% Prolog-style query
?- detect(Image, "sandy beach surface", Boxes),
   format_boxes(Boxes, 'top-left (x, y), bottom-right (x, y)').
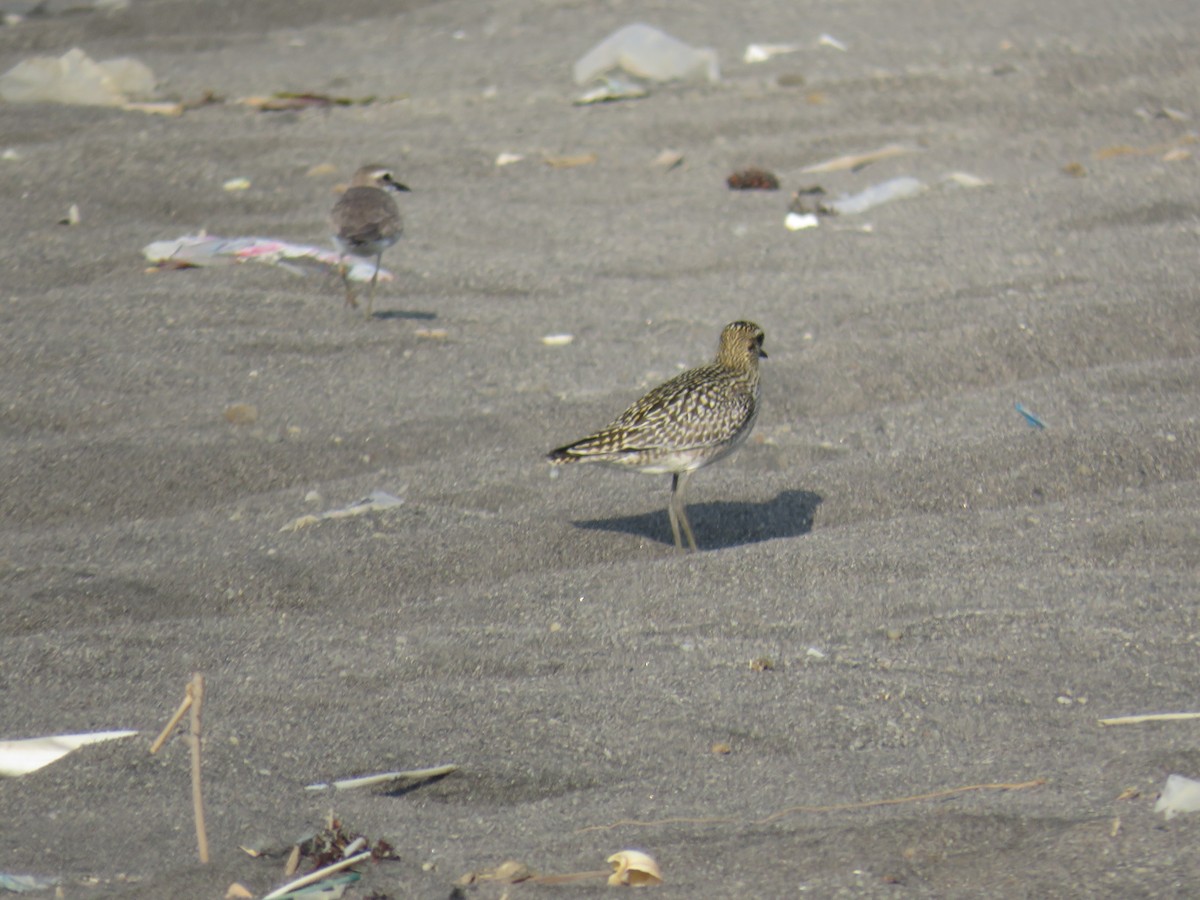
top-left (2, 0), bottom-right (1199, 896)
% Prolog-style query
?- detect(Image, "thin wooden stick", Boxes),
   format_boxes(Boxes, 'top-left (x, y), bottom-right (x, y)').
top-left (261, 850), bottom-right (372, 900)
top-left (188, 674), bottom-right (209, 864)
top-left (149, 692), bottom-right (192, 755)
top-left (1099, 712), bottom-right (1200, 726)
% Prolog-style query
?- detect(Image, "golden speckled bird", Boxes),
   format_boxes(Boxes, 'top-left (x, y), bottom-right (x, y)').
top-left (548, 321), bottom-right (767, 551)
top-left (330, 164), bottom-right (409, 318)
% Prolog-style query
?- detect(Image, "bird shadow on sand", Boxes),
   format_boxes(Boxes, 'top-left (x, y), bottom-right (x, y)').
top-left (572, 489), bottom-right (822, 551)
top-left (370, 309), bottom-right (437, 321)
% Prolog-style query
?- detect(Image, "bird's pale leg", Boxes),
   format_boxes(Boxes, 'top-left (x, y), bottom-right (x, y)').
top-left (668, 472), bottom-right (698, 552)
top-left (667, 474), bottom-right (684, 550)
top-left (338, 254), bottom-right (358, 309)
top-left (365, 252), bottom-right (382, 318)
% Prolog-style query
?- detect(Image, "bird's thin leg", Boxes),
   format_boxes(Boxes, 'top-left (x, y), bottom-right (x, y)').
top-left (667, 474), bottom-right (684, 551)
top-left (339, 254), bottom-right (358, 308)
top-left (668, 472), bottom-right (698, 552)
top-left (364, 252), bottom-right (382, 318)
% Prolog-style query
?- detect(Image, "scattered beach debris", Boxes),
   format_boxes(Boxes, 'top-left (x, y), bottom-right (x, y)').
top-left (1092, 133), bottom-right (1196, 161)
top-left (784, 211), bottom-right (819, 231)
top-left (801, 142), bottom-right (913, 174)
top-left (458, 851), bottom-right (663, 888)
top-left (0, 729), bottom-right (137, 777)
top-left (150, 674), bottom-right (209, 863)
top-left (58, 203), bottom-right (80, 226)
top-left (573, 75), bottom-right (648, 105)
top-left (1134, 105), bottom-right (1189, 122)
top-left (1062, 161), bottom-right (1087, 177)
top-left (574, 23), bottom-right (719, 86)
top-left (1155, 774), bottom-right (1200, 820)
top-left (458, 860), bottom-right (537, 886)
top-left (494, 151), bottom-right (524, 166)
top-left (942, 171), bottom-right (991, 188)
top-left (224, 884), bottom-right (253, 899)
top-left (1098, 711), bottom-right (1200, 726)
top-left (726, 167), bottom-right (779, 190)
top-left (222, 177), bottom-right (251, 192)
top-left (0, 872), bottom-right (59, 892)
top-left (143, 234), bottom-right (393, 283)
top-left (578, 778), bottom-right (1045, 832)
top-left (1014, 402), bottom-right (1046, 429)
top-left (817, 32), bottom-right (848, 52)
top-left (305, 763), bottom-right (458, 793)
top-left (785, 185), bottom-right (827, 228)
top-left (743, 42), bottom-right (802, 64)
top-left (541, 333), bottom-right (574, 347)
top-left (822, 176), bottom-right (927, 215)
top-left (223, 403), bottom-right (259, 426)
top-left (261, 854), bottom-right (370, 900)
top-left (543, 151), bottom-right (597, 169)
top-left (0, 47), bottom-right (153, 107)
top-left (238, 92), bottom-right (379, 112)
top-left (260, 816), bottom-right (396, 900)
top-left (280, 490), bottom-right (404, 533)
top-left (652, 149), bottom-right (684, 170)
top-left (607, 850), bottom-right (663, 886)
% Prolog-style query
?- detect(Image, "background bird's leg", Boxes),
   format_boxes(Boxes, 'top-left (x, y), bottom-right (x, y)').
top-left (667, 474), bottom-right (684, 550)
top-left (339, 255), bottom-right (358, 308)
top-left (673, 471), bottom-right (698, 552)
top-left (365, 252), bottom-right (382, 318)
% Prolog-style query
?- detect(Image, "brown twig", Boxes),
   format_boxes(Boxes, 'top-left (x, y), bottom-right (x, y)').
top-left (149, 692), bottom-right (193, 755)
top-left (189, 673), bottom-right (209, 863)
top-left (576, 779), bottom-right (1047, 833)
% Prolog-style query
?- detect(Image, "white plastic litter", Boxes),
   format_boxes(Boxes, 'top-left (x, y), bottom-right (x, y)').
top-left (574, 23), bottom-right (719, 85)
top-left (0, 47), bottom-right (154, 107)
top-left (143, 234), bottom-right (393, 283)
top-left (1155, 774), bottom-right (1200, 820)
top-left (784, 212), bottom-right (819, 231)
top-left (743, 43), bottom-right (802, 64)
top-left (0, 730), bottom-right (138, 777)
top-left (827, 176), bottom-right (927, 215)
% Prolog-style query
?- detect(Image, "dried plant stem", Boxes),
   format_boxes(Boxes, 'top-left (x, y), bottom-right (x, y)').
top-left (149, 693), bottom-right (192, 755)
top-left (1099, 712), bottom-right (1200, 726)
top-left (578, 778), bottom-right (1047, 833)
top-left (188, 674), bottom-right (209, 864)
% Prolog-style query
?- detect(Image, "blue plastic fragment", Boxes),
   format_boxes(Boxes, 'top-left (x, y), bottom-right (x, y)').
top-left (1014, 402), bottom-right (1046, 429)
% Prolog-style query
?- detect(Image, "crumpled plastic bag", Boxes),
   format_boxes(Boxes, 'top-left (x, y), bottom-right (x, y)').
top-left (0, 47), bottom-right (154, 106)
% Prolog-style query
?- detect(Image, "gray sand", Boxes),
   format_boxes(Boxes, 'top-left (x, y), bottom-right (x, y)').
top-left (2, 0), bottom-right (1199, 896)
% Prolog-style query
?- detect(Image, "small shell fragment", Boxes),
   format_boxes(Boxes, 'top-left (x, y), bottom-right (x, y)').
top-left (223, 177), bottom-right (251, 191)
top-left (607, 850), bottom-right (663, 886)
top-left (541, 333), bottom-right (574, 346)
top-left (495, 152), bottom-right (525, 166)
top-left (652, 149), bottom-right (684, 170)
top-left (785, 212), bottom-right (819, 231)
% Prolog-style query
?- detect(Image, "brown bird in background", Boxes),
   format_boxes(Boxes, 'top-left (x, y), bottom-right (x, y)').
top-left (330, 164), bottom-right (409, 318)
top-left (548, 321), bottom-right (767, 551)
